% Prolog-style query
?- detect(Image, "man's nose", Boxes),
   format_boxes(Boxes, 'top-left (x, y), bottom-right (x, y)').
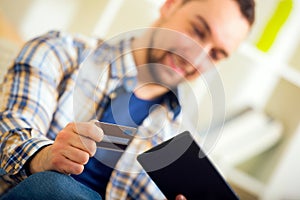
top-left (195, 43), bottom-right (212, 61)
top-left (201, 43), bottom-right (213, 54)
top-left (193, 43), bottom-right (214, 68)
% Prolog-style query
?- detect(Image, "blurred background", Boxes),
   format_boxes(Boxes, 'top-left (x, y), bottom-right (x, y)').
top-left (0, 0), bottom-right (300, 199)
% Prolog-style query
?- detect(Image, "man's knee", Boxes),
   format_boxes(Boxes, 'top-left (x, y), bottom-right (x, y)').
top-left (1, 171), bottom-right (102, 200)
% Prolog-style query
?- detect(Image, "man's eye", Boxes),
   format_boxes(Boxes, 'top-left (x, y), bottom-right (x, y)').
top-left (209, 49), bottom-right (225, 61)
top-left (210, 49), bottom-right (221, 61)
top-left (193, 27), bottom-right (205, 39)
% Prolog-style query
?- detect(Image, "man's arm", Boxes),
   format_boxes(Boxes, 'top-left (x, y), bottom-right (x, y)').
top-left (0, 31), bottom-right (98, 177)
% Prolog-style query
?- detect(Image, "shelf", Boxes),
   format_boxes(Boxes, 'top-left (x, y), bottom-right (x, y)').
top-left (280, 67), bottom-right (300, 88)
top-left (226, 123), bottom-right (300, 200)
top-left (288, 39), bottom-right (300, 70)
top-left (238, 43), bottom-right (300, 89)
top-left (226, 140), bottom-right (285, 199)
top-left (238, 43), bottom-right (269, 65)
top-left (262, 127), bottom-right (300, 199)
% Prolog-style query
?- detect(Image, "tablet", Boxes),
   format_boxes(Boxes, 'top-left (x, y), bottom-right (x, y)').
top-left (137, 131), bottom-right (239, 200)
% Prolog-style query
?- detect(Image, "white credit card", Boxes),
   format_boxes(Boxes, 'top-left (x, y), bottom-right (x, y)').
top-left (95, 121), bottom-right (137, 152)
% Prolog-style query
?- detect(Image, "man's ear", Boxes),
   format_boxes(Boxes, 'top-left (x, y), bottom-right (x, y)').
top-left (159, 0), bottom-right (184, 19)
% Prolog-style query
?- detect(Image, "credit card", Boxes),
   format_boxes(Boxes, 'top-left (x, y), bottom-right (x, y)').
top-left (95, 121), bottom-right (137, 151)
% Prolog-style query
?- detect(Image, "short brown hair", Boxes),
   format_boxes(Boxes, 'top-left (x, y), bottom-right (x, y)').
top-left (182, 0), bottom-right (255, 26)
top-left (234, 0), bottom-right (255, 25)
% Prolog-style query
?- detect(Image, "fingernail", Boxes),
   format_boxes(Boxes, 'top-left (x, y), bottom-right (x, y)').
top-left (97, 127), bottom-right (104, 136)
top-left (91, 120), bottom-right (104, 134)
top-left (176, 195), bottom-right (186, 200)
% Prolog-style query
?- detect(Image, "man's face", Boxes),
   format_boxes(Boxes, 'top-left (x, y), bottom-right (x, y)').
top-left (143, 0), bottom-right (250, 88)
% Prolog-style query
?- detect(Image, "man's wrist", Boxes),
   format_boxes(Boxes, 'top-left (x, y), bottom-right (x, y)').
top-left (26, 145), bottom-right (51, 174)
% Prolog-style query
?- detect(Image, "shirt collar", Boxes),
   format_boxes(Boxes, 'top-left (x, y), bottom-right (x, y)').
top-left (164, 89), bottom-right (181, 120)
top-left (110, 37), bottom-right (137, 92)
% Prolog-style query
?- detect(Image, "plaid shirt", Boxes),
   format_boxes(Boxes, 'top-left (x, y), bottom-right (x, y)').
top-left (0, 31), bottom-right (183, 199)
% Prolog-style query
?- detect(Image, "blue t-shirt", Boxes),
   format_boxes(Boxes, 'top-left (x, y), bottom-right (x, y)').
top-left (72, 89), bottom-right (163, 198)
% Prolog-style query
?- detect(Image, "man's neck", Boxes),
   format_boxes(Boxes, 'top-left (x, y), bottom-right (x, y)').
top-left (131, 38), bottom-right (170, 100)
top-left (133, 83), bottom-right (168, 100)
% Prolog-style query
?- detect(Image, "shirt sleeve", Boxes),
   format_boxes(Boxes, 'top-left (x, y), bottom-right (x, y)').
top-left (106, 135), bottom-right (165, 200)
top-left (0, 31), bottom-right (94, 179)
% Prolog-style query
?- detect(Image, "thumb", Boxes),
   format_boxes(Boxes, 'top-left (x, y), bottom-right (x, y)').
top-left (175, 194), bottom-right (187, 200)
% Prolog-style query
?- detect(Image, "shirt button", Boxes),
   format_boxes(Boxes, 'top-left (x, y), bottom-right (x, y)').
top-left (109, 92), bottom-right (117, 100)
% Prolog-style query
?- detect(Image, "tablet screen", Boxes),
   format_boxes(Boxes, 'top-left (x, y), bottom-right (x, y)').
top-left (137, 131), bottom-right (239, 200)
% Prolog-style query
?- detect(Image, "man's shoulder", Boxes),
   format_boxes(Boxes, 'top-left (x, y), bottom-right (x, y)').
top-left (25, 30), bottom-right (101, 51)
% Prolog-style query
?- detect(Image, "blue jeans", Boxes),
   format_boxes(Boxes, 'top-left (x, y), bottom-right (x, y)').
top-left (0, 171), bottom-right (102, 200)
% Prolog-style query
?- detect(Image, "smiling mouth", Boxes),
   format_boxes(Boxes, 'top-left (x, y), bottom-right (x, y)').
top-left (168, 53), bottom-right (199, 77)
top-left (168, 54), bottom-right (186, 76)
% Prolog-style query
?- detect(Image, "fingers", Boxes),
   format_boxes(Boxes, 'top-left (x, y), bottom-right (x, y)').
top-left (175, 195), bottom-right (187, 200)
top-left (49, 121), bottom-right (103, 174)
top-left (61, 145), bottom-right (90, 165)
top-left (70, 121), bottom-right (104, 142)
top-left (59, 122), bottom-right (103, 156)
top-left (77, 135), bottom-right (97, 156)
top-left (50, 150), bottom-right (85, 175)
top-left (28, 121), bottom-right (104, 175)
top-left (28, 144), bottom-right (85, 175)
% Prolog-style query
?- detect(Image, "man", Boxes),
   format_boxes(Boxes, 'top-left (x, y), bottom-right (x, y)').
top-left (0, 0), bottom-right (255, 199)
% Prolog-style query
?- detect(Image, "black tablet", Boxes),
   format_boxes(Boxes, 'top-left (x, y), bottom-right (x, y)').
top-left (137, 131), bottom-right (239, 200)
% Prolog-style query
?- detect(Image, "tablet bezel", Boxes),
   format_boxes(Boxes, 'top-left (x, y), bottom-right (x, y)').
top-left (137, 131), bottom-right (239, 200)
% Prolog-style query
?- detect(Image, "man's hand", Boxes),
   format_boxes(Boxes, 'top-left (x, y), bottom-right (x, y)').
top-left (29, 121), bottom-right (103, 175)
top-left (175, 195), bottom-right (187, 200)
